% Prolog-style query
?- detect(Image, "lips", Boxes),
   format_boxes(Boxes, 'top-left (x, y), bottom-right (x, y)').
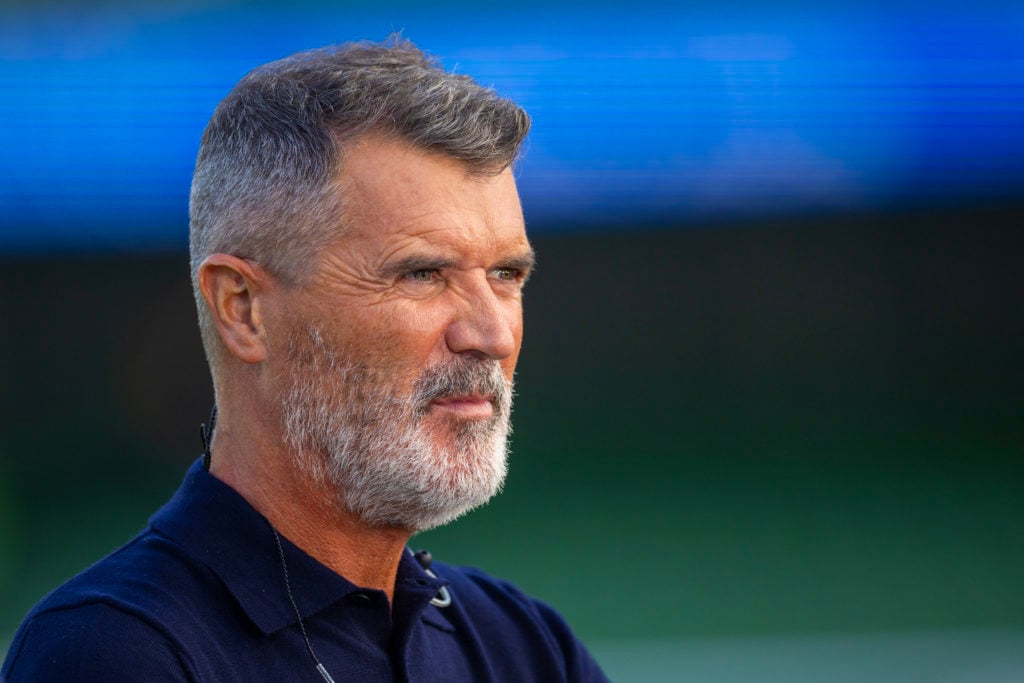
top-left (429, 394), bottom-right (496, 418)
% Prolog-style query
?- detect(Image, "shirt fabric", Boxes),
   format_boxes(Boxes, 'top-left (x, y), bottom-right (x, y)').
top-left (2, 459), bottom-right (610, 682)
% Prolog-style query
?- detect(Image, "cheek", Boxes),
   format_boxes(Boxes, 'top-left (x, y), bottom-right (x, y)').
top-left (400, 303), bottom-right (455, 347)
top-left (355, 305), bottom-right (451, 377)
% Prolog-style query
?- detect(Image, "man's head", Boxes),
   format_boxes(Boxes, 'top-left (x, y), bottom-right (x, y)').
top-left (190, 36), bottom-right (530, 364)
top-left (189, 37), bottom-right (532, 531)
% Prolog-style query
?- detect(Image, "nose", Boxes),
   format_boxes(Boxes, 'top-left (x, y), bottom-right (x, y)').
top-left (444, 277), bottom-right (520, 361)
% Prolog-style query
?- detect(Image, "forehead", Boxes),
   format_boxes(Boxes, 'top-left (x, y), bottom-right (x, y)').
top-left (334, 133), bottom-right (528, 257)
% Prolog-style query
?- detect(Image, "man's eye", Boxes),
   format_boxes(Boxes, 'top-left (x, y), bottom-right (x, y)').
top-left (493, 267), bottom-right (521, 281)
top-left (405, 269), bottom-right (437, 283)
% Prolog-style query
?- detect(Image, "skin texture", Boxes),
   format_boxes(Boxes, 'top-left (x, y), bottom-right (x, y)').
top-left (196, 132), bottom-right (533, 601)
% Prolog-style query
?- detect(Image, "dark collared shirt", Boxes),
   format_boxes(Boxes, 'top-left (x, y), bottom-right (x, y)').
top-left (2, 460), bottom-right (609, 682)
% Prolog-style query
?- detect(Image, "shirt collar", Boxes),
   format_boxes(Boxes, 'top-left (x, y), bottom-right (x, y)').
top-left (149, 458), bottom-right (448, 635)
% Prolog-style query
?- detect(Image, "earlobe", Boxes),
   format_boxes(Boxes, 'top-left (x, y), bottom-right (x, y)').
top-left (197, 254), bottom-right (269, 364)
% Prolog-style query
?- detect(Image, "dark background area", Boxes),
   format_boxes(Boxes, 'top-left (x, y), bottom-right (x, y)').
top-left (3, 203), bottom-right (1022, 651)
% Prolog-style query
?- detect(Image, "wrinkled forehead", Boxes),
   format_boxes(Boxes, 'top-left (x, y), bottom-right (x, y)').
top-left (331, 133), bottom-right (527, 254)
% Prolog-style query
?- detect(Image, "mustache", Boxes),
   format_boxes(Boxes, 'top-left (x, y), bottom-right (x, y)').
top-left (411, 357), bottom-right (511, 415)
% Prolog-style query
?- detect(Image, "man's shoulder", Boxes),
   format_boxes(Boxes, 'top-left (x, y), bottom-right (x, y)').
top-left (26, 526), bottom-right (206, 619)
top-left (429, 561), bottom-right (611, 682)
top-left (2, 600), bottom-right (195, 682)
top-left (2, 527), bottom-right (209, 682)
top-left (433, 560), bottom-right (576, 635)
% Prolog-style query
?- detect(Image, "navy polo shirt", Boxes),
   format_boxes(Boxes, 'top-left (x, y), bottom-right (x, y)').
top-left (2, 459), bottom-right (609, 682)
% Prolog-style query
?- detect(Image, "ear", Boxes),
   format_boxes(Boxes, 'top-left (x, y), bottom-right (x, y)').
top-left (197, 254), bottom-right (271, 364)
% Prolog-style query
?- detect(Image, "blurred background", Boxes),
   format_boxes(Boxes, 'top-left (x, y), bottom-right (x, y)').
top-left (2, 1), bottom-right (1022, 680)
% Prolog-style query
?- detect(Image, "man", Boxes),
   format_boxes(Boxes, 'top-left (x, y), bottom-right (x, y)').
top-left (2, 38), bottom-right (609, 682)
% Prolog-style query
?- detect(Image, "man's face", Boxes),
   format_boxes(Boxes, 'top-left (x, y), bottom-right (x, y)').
top-left (274, 133), bottom-right (532, 530)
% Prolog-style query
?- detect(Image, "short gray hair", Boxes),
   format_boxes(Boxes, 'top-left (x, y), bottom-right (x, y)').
top-left (188, 35), bottom-right (530, 367)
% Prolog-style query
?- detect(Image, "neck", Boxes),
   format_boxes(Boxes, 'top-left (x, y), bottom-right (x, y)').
top-left (207, 409), bottom-right (411, 603)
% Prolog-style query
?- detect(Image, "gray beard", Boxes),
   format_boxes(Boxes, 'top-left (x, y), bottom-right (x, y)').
top-left (281, 325), bottom-right (512, 531)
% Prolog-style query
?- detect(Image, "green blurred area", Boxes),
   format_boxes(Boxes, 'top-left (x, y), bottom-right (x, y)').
top-left (2, 206), bottom-right (1022, 660)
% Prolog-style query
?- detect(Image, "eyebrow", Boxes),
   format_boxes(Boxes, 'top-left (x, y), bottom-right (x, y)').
top-left (500, 250), bottom-right (537, 273)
